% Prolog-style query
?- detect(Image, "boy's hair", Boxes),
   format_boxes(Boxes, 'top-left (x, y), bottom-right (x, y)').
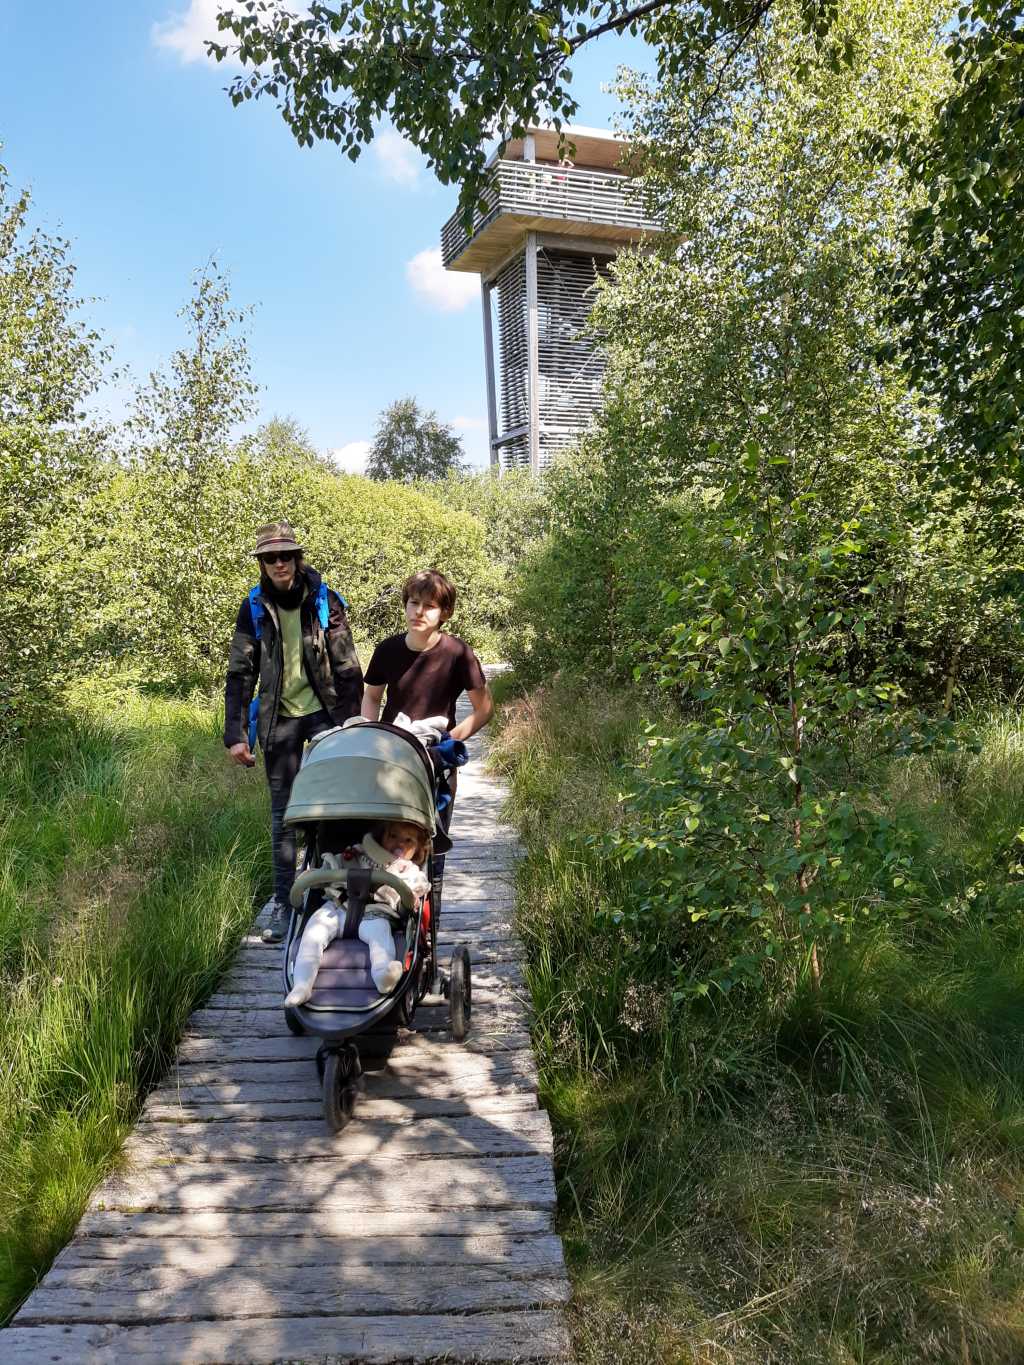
top-left (376, 820), bottom-right (430, 866)
top-left (402, 569), bottom-right (456, 622)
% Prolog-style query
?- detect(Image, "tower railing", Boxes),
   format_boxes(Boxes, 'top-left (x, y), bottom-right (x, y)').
top-left (441, 160), bottom-right (658, 269)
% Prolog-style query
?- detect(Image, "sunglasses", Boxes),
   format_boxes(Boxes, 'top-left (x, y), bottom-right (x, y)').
top-left (259, 551), bottom-right (297, 565)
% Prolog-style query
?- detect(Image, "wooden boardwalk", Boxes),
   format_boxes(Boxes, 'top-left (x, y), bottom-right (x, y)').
top-left (5, 706), bottom-right (570, 1363)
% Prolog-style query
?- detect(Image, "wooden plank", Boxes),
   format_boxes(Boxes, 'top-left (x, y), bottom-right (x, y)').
top-left (126, 1111), bottom-right (553, 1163)
top-left (216, 958), bottom-right (526, 989)
top-left (75, 1206), bottom-right (555, 1242)
top-left (142, 1090), bottom-right (540, 1124)
top-left (175, 1030), bottom-right (533, 1065)
top-left (152, 1076), bottom-right (538, 1116)
top-left (55, 1231), bottom-right (566, 1272)
top-left (17, 1266), bottom-right (571, 1326)
top-left (89, 1155), bottom-right (557, 1213)
top-left (145, 1075), bottom-right (535, 1108)
top-left (164, 1051), bottom-right (537, 1094)
top-left (184, 999), bottom-right (529, 1038)
top-left (166, 1043), bottom-right (537, 1087)
top-left (226, 933), bottom-right (521, 972)
top-left (437, 881), bottom-right (517, 900)
top-left (181, 1004), bottom-right (530, 1040)
top-left (2, 1309), bottom-right (571, 1363)
top-left (202, 977), bottom-right (524, 1010)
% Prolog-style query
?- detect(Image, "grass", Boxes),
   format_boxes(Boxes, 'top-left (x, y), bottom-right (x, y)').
top-left (0, 681), bottom-right (267, 1322)
top-left (491, 675), bottom-right (1024, 1364)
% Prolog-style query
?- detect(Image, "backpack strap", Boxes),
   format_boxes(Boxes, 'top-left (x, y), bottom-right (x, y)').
top-left (247, 585), bottom-right (265, 641)
top-left (246, 587), bottom-right (265, 750)
top-left (250, 581), bottom-right (344, 640)
top-left (247, 696), bottom-right (260, 750)
top-left (317, 584), bottom-right (348, 631)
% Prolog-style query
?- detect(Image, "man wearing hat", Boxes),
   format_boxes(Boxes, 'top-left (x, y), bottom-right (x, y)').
top-left (224, 522), bottom-right (363, 943)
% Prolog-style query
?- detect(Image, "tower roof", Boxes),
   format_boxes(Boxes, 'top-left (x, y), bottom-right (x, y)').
top-left (495, 124), bottom-right (632, 173)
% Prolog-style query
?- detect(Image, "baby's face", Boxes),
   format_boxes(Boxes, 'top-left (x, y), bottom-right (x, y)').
top-left (381, 825), bottom-right (420, 861)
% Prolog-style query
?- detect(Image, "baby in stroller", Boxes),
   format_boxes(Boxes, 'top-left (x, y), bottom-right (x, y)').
top-left (285, 819), bottom-right (430, 1004)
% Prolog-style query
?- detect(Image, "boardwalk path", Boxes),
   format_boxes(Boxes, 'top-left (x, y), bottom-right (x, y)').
top-left (6, 696), bottom-right (570, 1363)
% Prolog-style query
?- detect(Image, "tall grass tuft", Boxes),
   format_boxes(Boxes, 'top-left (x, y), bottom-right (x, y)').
top-left (493, 675), bottom-right (1024, 1364)
top-left (0, 686), bottom-right (266, 1321)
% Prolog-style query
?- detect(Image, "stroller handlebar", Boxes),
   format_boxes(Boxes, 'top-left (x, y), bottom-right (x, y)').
top-left (289, 864), bottom-right (416, 912)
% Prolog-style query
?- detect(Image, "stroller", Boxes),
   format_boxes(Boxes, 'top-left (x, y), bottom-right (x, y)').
top-left (279, 721), bottom-right (472, 1132)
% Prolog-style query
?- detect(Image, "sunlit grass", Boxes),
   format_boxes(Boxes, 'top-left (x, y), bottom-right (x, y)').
top-left (493, 675), bottom-right (1024, 1364)
top-left (0, 686), bottom-right (266, 1321)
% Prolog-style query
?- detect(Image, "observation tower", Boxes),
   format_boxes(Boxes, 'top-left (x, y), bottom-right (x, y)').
top-left (440, 125), bottom-right (661, 474)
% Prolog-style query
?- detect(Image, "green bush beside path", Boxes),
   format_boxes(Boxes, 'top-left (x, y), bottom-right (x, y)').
top-left (493, 676), bottom-right (1024, 1363)
top-left (0, 684), bottom-right (265, 1322)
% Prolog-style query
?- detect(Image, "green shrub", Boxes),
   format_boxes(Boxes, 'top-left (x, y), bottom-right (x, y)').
top-left (416, 467), bottom-right (552, 572)
top-left (74, 452), bottom-right (508, 688)
top-left (493, 677), bottom-right (1024, 1364)
top-left (509, 447), bottom-right (725, 685)
top-left (0, 170), bottom-right (109, 735)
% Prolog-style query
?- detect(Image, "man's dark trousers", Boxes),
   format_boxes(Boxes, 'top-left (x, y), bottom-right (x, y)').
top-left (265, 710), bottom-right (332, 904)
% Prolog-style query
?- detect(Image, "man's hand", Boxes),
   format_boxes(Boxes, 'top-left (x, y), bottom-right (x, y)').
top-left (229, 741), bottom-right (256, 768)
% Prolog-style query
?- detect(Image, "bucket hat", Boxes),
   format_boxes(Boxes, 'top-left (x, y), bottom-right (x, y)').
top-left (253, 521), bottom-right (303, 558)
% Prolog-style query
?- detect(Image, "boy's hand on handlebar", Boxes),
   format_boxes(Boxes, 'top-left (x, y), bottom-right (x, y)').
top-left (229, 741), bottom-right (256, 767)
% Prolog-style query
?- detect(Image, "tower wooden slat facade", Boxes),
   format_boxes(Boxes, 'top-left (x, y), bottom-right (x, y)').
top-left (440, 126), bottom-right (660, 473)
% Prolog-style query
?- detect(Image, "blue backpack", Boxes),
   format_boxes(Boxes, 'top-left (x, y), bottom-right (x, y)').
top-left (246, 582), bottom-right (338, 749)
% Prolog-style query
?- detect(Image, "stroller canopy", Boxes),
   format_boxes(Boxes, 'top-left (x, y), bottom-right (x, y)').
top-left (283, 723), bottom-right (437, 834)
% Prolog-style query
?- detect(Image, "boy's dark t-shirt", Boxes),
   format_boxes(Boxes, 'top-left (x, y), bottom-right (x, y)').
top-left (365, 634), bottom-right (487, 731)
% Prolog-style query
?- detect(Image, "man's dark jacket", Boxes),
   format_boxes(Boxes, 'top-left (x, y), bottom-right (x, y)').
top-left (223, 567), bottom-right (363, 752)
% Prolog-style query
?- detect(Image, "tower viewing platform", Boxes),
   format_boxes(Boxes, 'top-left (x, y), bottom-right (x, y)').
top-left (440, 126), bottom-right (661, 473)
top-left (441, 127), bottom-right (659, 274)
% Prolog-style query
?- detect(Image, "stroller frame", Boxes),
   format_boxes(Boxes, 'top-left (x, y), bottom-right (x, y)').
top-left (277, 722), bottom-right (472, 1131)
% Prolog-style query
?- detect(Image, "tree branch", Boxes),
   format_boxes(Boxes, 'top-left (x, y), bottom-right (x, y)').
top-left (568, 0), bottom-right (679, 51)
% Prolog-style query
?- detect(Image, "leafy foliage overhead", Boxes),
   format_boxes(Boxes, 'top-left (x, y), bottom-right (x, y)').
top-left (212, 0), bottom-right (839, 213)
top-left (891, 1), bottom-right (1024, 486)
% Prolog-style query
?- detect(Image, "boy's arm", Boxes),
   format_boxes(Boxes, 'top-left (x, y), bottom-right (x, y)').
top-left (449, 684), bottom-right (494, 742)
top-left (361, 683), bottom-right (386, 720)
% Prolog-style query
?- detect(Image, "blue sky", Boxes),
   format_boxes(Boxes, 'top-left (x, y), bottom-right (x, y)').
top-left (1, 1), bottom-right (654, 470)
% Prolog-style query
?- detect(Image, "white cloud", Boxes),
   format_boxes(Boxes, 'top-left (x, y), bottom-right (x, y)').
top-left (152, 0), bottom-right (243, 66)
top-left (373, 131), bottom-right (424, 187)
top-left (451, 415), bottom-right (487, 432)
top-left (405, 247), bottom-right (478, 314)
top-left (329, 440), bottom-right (371, 474)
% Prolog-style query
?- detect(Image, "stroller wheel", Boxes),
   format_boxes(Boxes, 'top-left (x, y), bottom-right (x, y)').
top-left (322, 1045), bottom-right (360, 1133)
top-left (283, 1005), bottom-right (305, 1037)
top-left (449, 946), bottom-right (472, 1042)
top-left (398, 975), bottom-right (418, 1027)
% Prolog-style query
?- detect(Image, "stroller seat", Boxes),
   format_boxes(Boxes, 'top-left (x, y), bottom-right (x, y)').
top-left (303, 928), bottom-right (407, 1011)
